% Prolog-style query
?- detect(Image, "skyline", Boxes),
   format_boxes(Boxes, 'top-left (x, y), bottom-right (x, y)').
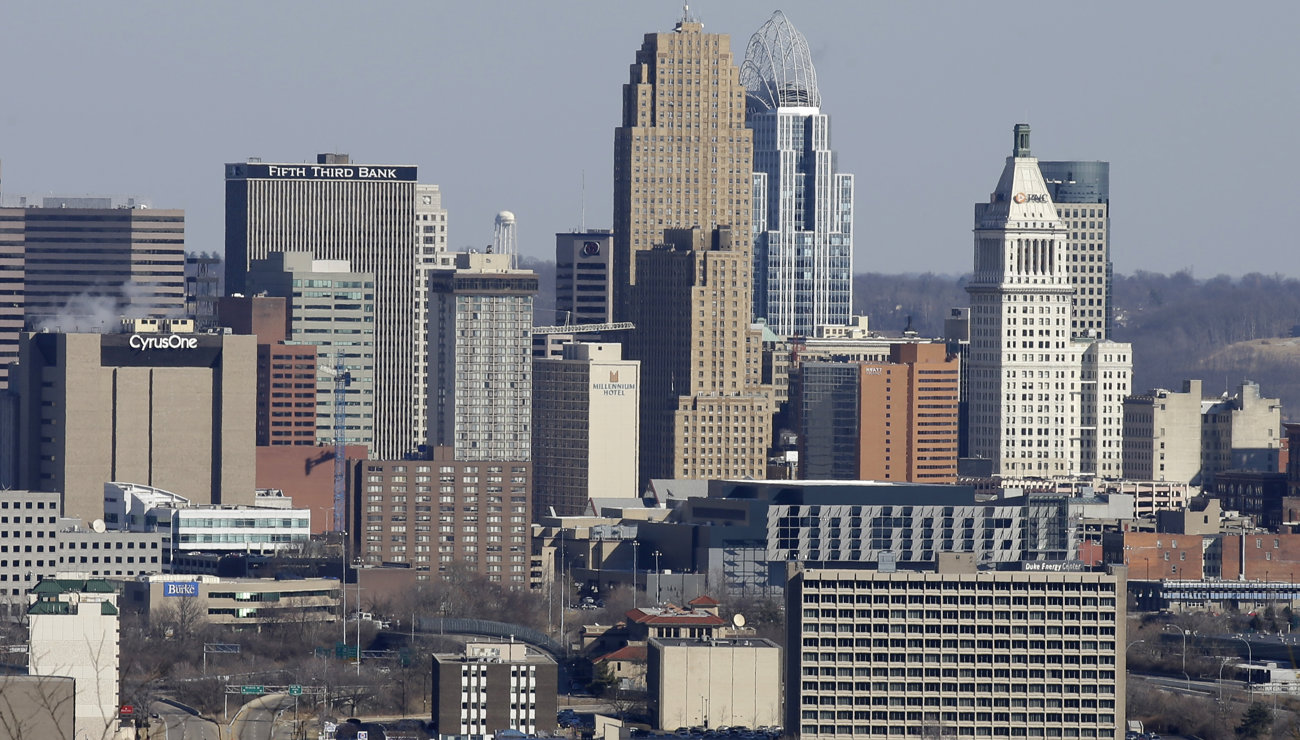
top-left (2, 1), bottom-right (1297, 278)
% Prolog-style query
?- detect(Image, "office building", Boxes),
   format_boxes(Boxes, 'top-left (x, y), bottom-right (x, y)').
top-left (184, 252), bottom-right (223, 329)
top-left (797, 343), bottom-right (959, 483)
top-left (622, 479), bottom-right (1075, 594)
top-left (0, 491), bottom-right (61, 616)
top-left (21, 199), bottom-right (186, 331)
top-left (225, 154), bottom-right (423, 459)
top-left (0, 207), bottom-right (21, 390)
top-left (218, 295), bottom-right (320, 446)
top-left (1123, 380), bottom-right (1204, 483)
top-left (1040, 161), bottom-right (1111, 338)
top-left (533, 342), bottom-right (640, 516)
top-left (555, 230), bottom-right (615, 325)
top-left (56, 520), bottom-right (167, 579)
top-left (428, 252), bottom-right (537, 462)
top-left (742, 11), bottom-right (854, 337)
top-left (966, 125), bottom-right (1131, 477)
top-left (786, 560), bottom-right (1126, 740)
top-left (255, 444), bottom-right (369, 535)
top-left (105, 482), bottom-right (310, 555)
top-left (27, 578), bottom-right (121, 740)
top-left (613, 16), bottom-right (774, 486)
top-left (1201, 381), bottom-right (1282, 486)
top-left (0, 200), bottom-right (185, 391)
top-left (647, 636), bottom-right (782, 731)
top-left (123, 574), bottom-right (340, 626)
top-left (245, 252), bottom-right (378, 449)
top-left (431, 642), bottom-right (558, 737)
top-left (10, 321), bottom-right (257, 522)
top-left (350, 454), bottom-right (531, 583)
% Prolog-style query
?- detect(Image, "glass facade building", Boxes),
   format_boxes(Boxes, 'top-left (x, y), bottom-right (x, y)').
top-left (742, 11), bottom-right (854, 337)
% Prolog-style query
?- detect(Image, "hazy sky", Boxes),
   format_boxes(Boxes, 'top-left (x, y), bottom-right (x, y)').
top-left (2, 1), bottom-right (1297, 277)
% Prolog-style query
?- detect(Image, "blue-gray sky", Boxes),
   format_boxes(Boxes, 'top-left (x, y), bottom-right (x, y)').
top-left (2, 1), bottom-right (1297, 277)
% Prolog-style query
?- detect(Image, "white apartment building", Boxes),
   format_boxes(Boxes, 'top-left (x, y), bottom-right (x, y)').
top-left (27, 578), bottom-right (121, 740)
top-left (966, 125), bottom-right (1130, 477)
top-left (786, 560), bottom-right (1126, 740)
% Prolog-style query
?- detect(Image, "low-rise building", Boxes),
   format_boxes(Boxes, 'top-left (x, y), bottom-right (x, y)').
top-left (647, 636), bottom-right (782, 731)
top-left (431, 642), bottom-right (558, 738)
top-left (123, 574), bottom-right (340, 626)
top-left (105, 482), bottom-right (311, 554)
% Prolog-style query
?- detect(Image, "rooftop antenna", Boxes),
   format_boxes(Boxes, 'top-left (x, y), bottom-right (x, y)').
top-left (581, 170), bottom-right (586, 232)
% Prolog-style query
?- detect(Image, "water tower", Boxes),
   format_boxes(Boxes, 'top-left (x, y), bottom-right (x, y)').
top-left (493, 210), bottom-right (517, 267)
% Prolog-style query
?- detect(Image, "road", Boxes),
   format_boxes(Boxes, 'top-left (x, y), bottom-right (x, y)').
top-left (152, 700), bottom-right (220, 740)
top-left (230, 693), bottom-right (297, 740)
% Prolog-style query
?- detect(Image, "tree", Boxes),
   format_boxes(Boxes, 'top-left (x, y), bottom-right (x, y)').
top-left (1236, 702), bottom-right (1272, 739)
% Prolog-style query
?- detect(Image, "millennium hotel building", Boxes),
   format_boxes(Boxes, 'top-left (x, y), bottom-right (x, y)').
top-left (225, 155), bottom-right (421, 459)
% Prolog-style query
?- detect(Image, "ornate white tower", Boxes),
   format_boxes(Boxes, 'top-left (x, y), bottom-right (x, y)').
top-left (967, 124), bottom-right (1081, 476)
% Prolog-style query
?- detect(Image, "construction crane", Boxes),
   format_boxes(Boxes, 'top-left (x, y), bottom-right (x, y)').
top-left (320, 351), bottom-right (352, 532)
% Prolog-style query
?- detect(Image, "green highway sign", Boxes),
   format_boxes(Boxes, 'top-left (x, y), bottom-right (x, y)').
top-left (241, 685), bottom-right (265, 695)
top-left (289, 685), bottom-right (303, 696)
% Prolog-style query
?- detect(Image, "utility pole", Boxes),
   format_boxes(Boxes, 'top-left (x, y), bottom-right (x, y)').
top-left (632, 539), bottom-right (640, 610)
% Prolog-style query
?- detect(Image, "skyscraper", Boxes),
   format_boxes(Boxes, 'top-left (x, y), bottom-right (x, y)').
top-left (427, 252), bottom-right (537, 462)
top-left (245, 252), bottom-right (377, 450)
top-left (1039, 161), bottom-right (1111, 338)
top-left (966, 125), bottom-right (1131, 477)
top-left (742, 11), bottom-right (854, 338)
top-left (225, 154), bottom-right (421, 459)
top-left (614, 14), bottom-right (773, 485)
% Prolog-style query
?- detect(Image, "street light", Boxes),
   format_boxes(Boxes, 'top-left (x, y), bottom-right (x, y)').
top-left (1231, 634), bottom-right (1254, 697)
top-left (1219, 656), bottom-right (1234, 702)
top-left (653, 549), bottom-right (662, 605)
top-left (1162, 624), bottom-right (1191, 690)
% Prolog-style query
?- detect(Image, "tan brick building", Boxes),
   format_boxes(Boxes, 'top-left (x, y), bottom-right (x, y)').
top-left (11, 325), bottom-right (256, 523)
top-left (614, 19), bottom-right (772, 486)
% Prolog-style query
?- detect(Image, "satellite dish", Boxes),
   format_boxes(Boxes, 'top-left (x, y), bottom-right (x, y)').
top-left (92, 519), bottom-right (107, 533)
top-left (732, 613), bottom-right (746, 628)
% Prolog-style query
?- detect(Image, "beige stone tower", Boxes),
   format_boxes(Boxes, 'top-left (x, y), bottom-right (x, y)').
top-left (614, 16), bottom-right (771, 486)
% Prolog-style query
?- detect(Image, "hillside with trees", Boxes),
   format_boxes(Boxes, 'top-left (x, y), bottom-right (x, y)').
top-left (853, 270), bottom-right (1300, 420)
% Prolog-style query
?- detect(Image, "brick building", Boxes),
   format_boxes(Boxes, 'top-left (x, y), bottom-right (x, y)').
top-left (349, 450), bottom-right (531, 584)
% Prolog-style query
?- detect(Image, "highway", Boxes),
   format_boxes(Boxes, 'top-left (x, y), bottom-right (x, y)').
top-left (152, 700), bottom-right (220, 740)
top-left (229, 694), bottom-right (297, 740)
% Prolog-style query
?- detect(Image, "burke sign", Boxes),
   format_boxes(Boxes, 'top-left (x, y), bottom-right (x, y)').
top-left (163, 581), bottom-right (199, 597)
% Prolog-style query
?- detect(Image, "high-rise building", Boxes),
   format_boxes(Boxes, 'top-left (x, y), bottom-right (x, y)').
top-left (217, 294), bottom-right (320, 446)
top-left (555, 230), bottom-right (614, 325)
top-left (967, 125), bottom-right (1131, 477)
top-left (613, 16), bottom-right (772, 485)
top-left (414, 184), bottom-right (451, 449)
top-left (10, 320), bottom-right (256, 523)
top-left (184, 252), bottom-right (223, 330)
top-left (244, 252), bottom-right (377, 449)
top-left (785, 560), bottom-right (1126, 740)
top-left (22, 199), bottom-right (186, 330)
top-left (225, 154), bottom-right (422, 459)
top-left (1040, 161), bottom-right (1111, 338)
top-left (533, 342), bottom-right (640, 516)
top-left (797, 343), bottom-right (959, 483)
top-left (427, 252), bottom-right (537, 462)
top-left (0, 207), bottom-right (22, 391)
top-left (741, 11), bottom-right (853, 337)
